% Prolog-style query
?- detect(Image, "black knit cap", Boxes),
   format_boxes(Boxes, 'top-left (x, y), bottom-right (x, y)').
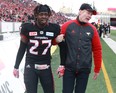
top-left (34, 4), bottom-right (52, 16)
top-left (79, 3), bottom-right (97, 15)
top-left (37, 5), bottom-right (50, 13)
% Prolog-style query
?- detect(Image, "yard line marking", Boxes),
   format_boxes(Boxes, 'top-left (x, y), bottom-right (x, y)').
top-left (51, 46), bottom-right (114, 93)
top-left (51, 46), bottom-right (114, 92)
top-left (102, 60), bottom-right (114, 93)
top-left (51, 45), bottom-right (57, 55)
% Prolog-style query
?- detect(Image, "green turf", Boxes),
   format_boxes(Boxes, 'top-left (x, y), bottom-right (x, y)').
top-left (101, 39), bottom-right (116, 93)
top-left (51, 46), bottom-right (108, 93)
top-left (51, 48), bottom-right (63, 93)
top-left (38, 47), bottom-right (62, 93)
top-left (110, 30), bottom-right (116, 41)
top-left (38, 37), bottom-right (116, 93)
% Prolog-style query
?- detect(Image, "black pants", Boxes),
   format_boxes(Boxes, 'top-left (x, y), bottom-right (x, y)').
top-left (24, 63), bottom-right (54, 93)
top-left (99, 30), bottom-right (103, 37)
top-left (63, 68), bottom-right (89, 93)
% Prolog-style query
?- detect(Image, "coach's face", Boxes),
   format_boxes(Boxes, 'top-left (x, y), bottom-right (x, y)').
top-left (36, 12), bottom-right (50, 26)
top-left (78, 10), bottom-right (92, 23)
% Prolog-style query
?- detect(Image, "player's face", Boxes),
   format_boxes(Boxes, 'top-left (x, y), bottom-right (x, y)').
top-left (36, 12), bottom-right (50, 26)
top-left (79, 10), bottom-right (92, 23)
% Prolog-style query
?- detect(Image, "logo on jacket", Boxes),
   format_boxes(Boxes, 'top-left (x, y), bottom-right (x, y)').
top-left (29, 32), bottom-right (37, 36)
top-left (86, 32), bottom-right (91, 36)
top-left (71, 30), bottom-right (75, 34)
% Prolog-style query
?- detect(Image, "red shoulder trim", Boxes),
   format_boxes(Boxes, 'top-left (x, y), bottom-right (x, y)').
top-left (61, 20), bottom-right (76, 35)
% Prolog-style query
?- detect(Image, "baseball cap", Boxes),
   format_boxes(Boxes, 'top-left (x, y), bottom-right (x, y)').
top-left (79, 3), bottom-right (97, 15)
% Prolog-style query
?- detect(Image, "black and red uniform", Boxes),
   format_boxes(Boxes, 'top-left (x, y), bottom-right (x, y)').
top-left (59, 19), bottom-right (102, 93)
top-left (14, 22), bottom-right (60, 93)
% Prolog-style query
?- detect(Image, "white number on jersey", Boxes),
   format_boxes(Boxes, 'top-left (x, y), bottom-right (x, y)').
top-left (29, 40), bottom-right (51, 55)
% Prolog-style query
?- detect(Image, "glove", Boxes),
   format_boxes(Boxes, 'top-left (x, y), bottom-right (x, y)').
top-left (56, 65), bottom-right (65, 78)
top-left (13, 68), bottom-right (19, 78)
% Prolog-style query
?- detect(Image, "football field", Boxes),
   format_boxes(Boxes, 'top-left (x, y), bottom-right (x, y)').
top-left (1, 30), bottom-right (114, 93)
top-left (38, 30), bottom-right (116, 93)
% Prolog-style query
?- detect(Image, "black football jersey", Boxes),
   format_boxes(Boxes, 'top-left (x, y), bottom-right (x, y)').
top-left (20, 22), bottom-right (60, 64)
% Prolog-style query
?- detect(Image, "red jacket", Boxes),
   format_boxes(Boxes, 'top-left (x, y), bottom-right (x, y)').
top-left (59, 19), bottom-right (102, 73)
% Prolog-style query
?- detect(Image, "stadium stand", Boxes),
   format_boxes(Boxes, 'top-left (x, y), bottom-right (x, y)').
top-left (0, 0), bottom-right (69, 24)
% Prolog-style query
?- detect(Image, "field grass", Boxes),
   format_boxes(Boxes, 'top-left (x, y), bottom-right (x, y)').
top-left (50, 47), bottom-right (107, 93)
top-left (38, 36), bottom-right (116, 93)
top-left (110, 30), bottom-right (116, 41)
top-left (101, 39), bottom-right (116, 93)
top-left (52, 48), bottom-right (106, 93)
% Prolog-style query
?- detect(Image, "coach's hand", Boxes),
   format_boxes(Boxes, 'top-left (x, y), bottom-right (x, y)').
top-left (93, 72), bottom-right (99, 80)
top-left (56, 65), bottom-right (65, 78)
top-left (13, 68), bottom-right (19, 78)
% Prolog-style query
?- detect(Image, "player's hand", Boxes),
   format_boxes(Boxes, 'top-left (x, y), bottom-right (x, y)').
top-left (93, 72), bottom-right (99, 80)
top-left (55, 34), bottom-right (64, 43)
top-left (13, 68), bottom-right (19, 78)
top-left (56, 65), bottom-right (65, 78)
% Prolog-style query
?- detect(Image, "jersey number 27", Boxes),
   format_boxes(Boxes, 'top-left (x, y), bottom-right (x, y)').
top-left (29, 39), bottom-right (51, 55)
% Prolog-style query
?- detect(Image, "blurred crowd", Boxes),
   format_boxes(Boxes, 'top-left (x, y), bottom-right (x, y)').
top-left (1, 0), bottom-right (111, 37)
top-left (91, 22), bottom-right (110, 38)
top-left (0, 0), bottom-right (69, 24)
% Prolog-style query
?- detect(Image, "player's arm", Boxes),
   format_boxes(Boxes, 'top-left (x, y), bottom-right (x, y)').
top-left (58, 40), bottom-right (67, 65)
top-left (14, 35), bottom-right (28, 69)
top-left (56, 40), bottom-right (67, 78)
top-left (13, 23), bottom-right (28, 78)
top-left (52, 24), bottom-right (64, 45)
top-left (13, 35), bottom-right (28, 78)
top-left (56, 23), bottom-right (68, 77)
top-left (57, 25), bottom-right (67, 77)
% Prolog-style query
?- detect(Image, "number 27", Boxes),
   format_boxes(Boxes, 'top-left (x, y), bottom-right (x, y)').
top-left (29, 39), bottom-right (51, 55)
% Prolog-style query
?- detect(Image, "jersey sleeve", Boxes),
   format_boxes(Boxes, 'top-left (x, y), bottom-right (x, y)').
top-left (14, 23), bottom-right (30, 69)
top-left (52, 24), bottom-right (61, 45)
top-left (53, 24), bottom-right (60, 37)
top-left (14, 41), bottom-right (27, 69)
top-left (58, 40), bottom-right (67, 66)
top-left (20, 23), bottom-right (29, 39)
